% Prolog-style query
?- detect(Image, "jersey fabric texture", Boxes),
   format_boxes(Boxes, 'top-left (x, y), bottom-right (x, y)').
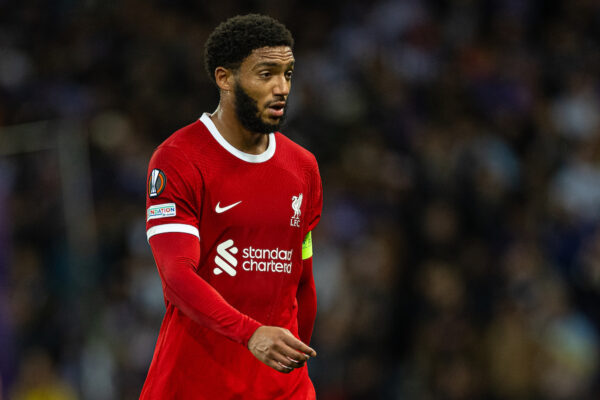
top-left (140, 113), bottom-right (322, 399)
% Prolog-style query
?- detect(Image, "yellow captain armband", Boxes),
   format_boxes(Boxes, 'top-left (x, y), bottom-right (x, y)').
top-left (302, 231), bottom-right (313, 260)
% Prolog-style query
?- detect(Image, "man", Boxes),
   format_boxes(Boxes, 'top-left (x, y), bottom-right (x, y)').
top-left (140, 14), bottom-right (323, 399)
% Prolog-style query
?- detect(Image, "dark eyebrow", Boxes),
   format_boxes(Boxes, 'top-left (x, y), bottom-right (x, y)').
top-left (252, 61), bottom-right (295, 70)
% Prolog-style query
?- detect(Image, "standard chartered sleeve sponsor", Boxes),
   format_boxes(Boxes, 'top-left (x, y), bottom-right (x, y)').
top-left (242, 246), bottom-right (293, 274)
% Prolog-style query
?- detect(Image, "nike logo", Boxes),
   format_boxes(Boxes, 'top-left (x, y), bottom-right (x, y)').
top-left (215, 201), bottom-right (242, 213)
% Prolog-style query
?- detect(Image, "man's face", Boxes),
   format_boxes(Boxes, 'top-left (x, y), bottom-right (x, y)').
top-left (232, 46), bottom-right (294, 134)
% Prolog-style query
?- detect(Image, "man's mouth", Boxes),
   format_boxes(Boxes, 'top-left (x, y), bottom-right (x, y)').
top-left (267, 101), bottom-right (286, 117)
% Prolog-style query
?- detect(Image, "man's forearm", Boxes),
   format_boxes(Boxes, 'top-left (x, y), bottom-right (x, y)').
top-left (296, 257), bottom-right (317, 344)
top-left (150, 233), bottom-right (262, 346)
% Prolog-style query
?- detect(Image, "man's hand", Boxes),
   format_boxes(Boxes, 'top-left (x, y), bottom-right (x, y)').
top-left (248, 326), bottom-right (317, 373)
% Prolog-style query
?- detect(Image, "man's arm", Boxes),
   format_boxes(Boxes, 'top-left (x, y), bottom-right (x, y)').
top-left (296, 157), bottom-right (322, 345)
top-left (150, 232), bottom-right (260, 345)
top-left (296, 232), bottom-right (317, 344)
top-left (296, 255), bottom-right (317, 344)
top-left (149, 232), bottom-right (315, 372)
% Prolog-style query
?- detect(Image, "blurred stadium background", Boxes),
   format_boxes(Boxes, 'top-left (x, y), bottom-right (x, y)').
top-left (2, 0), bottom-right (600, 399)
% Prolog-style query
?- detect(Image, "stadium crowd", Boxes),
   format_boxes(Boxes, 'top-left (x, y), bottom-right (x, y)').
top-left (2, 0), bottom-right (600, 399)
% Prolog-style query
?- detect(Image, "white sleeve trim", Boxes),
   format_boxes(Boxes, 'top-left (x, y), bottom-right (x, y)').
top-left (147, 223), bottom-right (200, 241)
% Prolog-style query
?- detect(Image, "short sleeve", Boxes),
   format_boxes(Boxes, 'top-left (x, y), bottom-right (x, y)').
top-left (305, 157), bottom-right (323, 235)
top-left (146, 145), bottom-right (202, 241)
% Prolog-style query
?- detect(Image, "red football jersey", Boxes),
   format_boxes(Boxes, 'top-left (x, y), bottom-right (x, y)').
top-left (141, 114), bottom-right (322, 399)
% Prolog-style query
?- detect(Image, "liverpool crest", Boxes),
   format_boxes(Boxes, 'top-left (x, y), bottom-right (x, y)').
top-left (290, 193), bottom-right (302, 227)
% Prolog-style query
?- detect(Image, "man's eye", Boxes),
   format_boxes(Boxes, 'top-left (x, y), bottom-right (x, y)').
top-left (260, 72), bottom-right (271, 78)
top-left (286, 71), bottom-right (294, 79)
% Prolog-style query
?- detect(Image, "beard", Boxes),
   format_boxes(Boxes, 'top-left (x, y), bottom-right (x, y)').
top-left (233, 81), bottom-right (287, 134)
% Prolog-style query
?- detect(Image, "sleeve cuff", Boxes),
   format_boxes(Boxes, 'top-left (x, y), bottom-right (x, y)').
top-left (241, 318), bottom-right (263, 348)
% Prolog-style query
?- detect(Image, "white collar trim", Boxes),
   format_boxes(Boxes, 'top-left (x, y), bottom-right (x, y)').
top-left (199, 113), bottom-right (276, 163)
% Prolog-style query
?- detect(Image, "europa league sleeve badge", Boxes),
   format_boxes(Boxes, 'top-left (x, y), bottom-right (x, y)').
top-left (148, 169), bottom-right (167, 198)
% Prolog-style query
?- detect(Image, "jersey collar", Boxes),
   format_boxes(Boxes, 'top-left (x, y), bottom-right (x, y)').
top-left (200, 113), bottom-right (276, 163)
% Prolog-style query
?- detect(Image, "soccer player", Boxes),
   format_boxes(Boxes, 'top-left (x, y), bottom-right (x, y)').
top-left (140, 14), bottom-right (323, 399)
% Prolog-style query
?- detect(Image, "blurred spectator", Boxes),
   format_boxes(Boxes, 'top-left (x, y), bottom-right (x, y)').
top-left (10, 349), bottom-right (76, 400)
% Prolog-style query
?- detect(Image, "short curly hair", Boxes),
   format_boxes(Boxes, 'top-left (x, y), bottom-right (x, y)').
top-left (204, 14), bottom-right (294, 84)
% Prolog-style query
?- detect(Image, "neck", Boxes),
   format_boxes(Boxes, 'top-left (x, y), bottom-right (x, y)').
top-left (209, 105), bottom-right (269, 155)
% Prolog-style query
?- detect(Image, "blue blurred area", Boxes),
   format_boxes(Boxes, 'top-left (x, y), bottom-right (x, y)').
top-left (2, 1), bottom-right (600, 399)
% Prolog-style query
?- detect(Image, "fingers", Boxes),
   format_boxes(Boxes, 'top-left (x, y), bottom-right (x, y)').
top-left (273, 343), bottom-right (308, 367)
top-left (276, 362), bottom-right (293, 373)
top-left (281, 331), bottom-right (317, 358)
top-left (261, 348), bottom-right (304, 373)
top-left (248, 326), bottom-right (317, 374)
top-left (264, 357), bottom-right (292, 373)
top-left (273, 334), bottom-right (310, 362)
top-left (260, 338), bottom-right (305, 369)
top-left (270, 351), bottom-right (300, 373)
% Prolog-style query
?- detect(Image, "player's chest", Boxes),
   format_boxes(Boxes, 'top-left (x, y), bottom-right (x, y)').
top-left (200, 167), bottom-right (308, 231)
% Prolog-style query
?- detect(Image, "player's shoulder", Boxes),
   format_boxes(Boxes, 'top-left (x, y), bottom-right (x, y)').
top-left (275, 132), bottom-right (319, 169)
top-left (150, 119), bottom-right (210, 162)
top-left (160, 119), bottom-right (209, 151)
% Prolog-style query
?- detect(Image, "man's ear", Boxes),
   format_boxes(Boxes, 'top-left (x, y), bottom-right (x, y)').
top-left (214, 66), bottom-right (234, 92)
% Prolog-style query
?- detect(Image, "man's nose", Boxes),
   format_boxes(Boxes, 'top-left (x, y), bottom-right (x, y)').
top-left (272, 75), bottom-right (290, 96)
